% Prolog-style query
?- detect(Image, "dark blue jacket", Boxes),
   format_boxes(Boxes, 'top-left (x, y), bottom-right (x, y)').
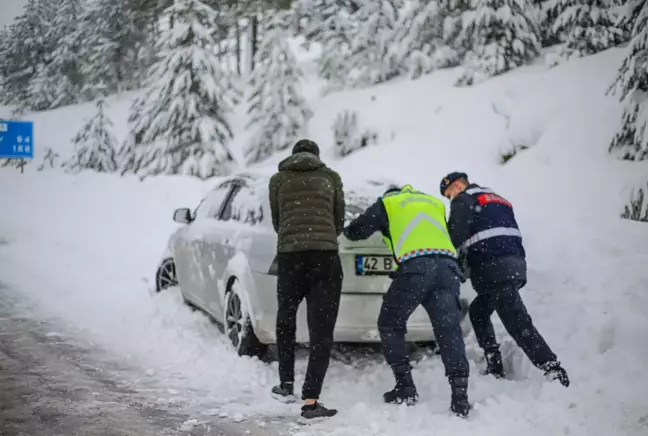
top-left (448, 184), bottom-right (526, 284)
top-left (343, 199), bottom-right (391, 244)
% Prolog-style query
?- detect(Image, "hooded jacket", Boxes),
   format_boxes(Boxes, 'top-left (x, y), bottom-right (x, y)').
top-left (269, 152), bottom-right (345, 253)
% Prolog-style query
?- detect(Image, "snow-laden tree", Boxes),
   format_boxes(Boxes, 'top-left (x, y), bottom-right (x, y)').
top-left (539, 0), bottom-right (567, 46)
top-left (552, 0), bottom-right (627, 60)
top-left (31, 0), bottom-right (85, 109)
top-left (333, 110), bottom-right (378, 157)
top-left (441, 0), bottom-right (478, 63)
top-left (0, 0), bottom-right (56, 109)
top-left (80, 0), bottom-right (148, 97)
top-left (64, 95), bottom-right (119, 173)
top-left (301, 0), bottom-right (356, 89)
top-left (120, 0), bottom-right (240, 180)
top-left (245, 10), bottom-right (313, 164)
top-left (608, 0), bottom-right (648, 161)
top-left (392, 0), bottom-right (459, 79)
top-left (459, 0), bottom-right (541, 85)
top-left (346, 0), bottom-right (404, 87)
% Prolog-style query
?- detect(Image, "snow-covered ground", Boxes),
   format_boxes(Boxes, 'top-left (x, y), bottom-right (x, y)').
top-left (2, 46), bottom-right (648, 436)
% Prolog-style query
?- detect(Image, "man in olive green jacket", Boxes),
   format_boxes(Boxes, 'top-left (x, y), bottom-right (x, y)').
top-left (268, 139), bottom-right (345, 420)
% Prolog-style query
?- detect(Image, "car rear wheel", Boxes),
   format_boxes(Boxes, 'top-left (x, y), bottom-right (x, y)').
top-left (155, 258), bottom-right (178, 292)
top-left (224, 279), bottom-right (267, 358)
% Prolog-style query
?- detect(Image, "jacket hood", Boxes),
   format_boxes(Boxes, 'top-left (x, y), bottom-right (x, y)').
top-left (278, 152), bottom-right (326, 172)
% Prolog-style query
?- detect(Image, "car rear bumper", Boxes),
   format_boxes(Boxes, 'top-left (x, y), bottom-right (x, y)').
top-left (252, 292), bottom-right (473, 344)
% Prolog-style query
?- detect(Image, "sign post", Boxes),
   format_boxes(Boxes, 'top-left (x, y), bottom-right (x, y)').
top-left (0, 120), bottom-right (34, 159)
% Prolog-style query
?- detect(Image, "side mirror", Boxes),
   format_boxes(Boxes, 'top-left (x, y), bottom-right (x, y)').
top-left (173, 208), bottom-right (192, 224)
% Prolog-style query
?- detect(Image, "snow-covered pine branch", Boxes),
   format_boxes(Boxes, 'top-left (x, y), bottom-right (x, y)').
top-left (301, 0), bottom-right (355, 89)
top-left (347, 0), bottom-right (404, 87)
top-left (119, 0), bottom-right (241, 180)
top-left (552, 0), bottom-right (628, 61)
top-left (64, 95), bottom-right (118, 173)
top-left (32, 0), bottom-right (85, 109)
top-left (0, 0), bottom-right (56, 110)
top-left (245, 10), bottom-right (313, 164)
top-left (608, 0), bottom-right (648, 161)
top-left (458, 0), bottom-right (541, 85)
top-left (80, 0), bottom-right (147, 97)
top-left (392, 0), bottom-right (459, 79)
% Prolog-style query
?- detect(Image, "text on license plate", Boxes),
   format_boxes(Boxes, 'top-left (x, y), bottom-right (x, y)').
top-left (355, 255), bottom-right (396, 275)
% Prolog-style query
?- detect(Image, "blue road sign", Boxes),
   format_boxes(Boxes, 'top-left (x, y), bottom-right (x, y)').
top-left (0, 120), bottom-right (34, 159)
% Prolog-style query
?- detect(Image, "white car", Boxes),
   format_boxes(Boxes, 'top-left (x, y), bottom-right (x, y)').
top-left (155, 173), bottom-right (476, 357)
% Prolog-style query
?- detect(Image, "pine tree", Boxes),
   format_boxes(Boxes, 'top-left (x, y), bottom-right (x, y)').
top-left (539, 0), bottom-right (566, 46)
top-left (441, 0), bottom-right (477, 64)
top-left (32, 0), bottom-right (85, 109)
top-left (80, 0), bottom-right (148, 97)
top-left (301, 0), bottom-right (355, 89)
top-left (608, 0), bottom-right (648, 161)
top-left (317, 3), bottom-right (354, 87)
top-left (245, 10), bottom-right (313, 164)
top-left (120, 0), bottom-right (240, 180)
top-left (552, 0), bottom-right (627, 60)
top-left (392, 0), bottom-right (459, 79)
top-left (347, 0), bottom-right (404, 87)
top-left (459, 0), bottom-right (541, 84)
top-left (0, 0), bottom-right (56, 109)
top-left (64, 95), bottom-right (119, 173)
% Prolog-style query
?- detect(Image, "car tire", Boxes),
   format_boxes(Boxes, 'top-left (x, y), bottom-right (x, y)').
top-left (155, 258), bottom-right (178, 292)
top-left (224, 279), bottom-right (267, 358)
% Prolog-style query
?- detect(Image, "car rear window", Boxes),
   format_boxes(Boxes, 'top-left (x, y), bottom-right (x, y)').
top-left (344, 191), bottom-right (378, 224)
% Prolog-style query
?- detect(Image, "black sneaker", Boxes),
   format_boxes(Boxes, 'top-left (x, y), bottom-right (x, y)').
top-left (301, 402), bottom-right (337, 419)
top-left (271, 382), bottom-right (296, 403)
top-left (541, 361), bottom-right (570, 387)
top-left (383, 369), bottom-right (418, 405)
top-left (449, 376), bottom-right (471, 417)
top-left (484, 350), bottom-right (505, 378)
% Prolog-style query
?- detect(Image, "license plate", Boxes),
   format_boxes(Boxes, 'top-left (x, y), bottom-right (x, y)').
top-left (355, 255), bottom-right (396, 275)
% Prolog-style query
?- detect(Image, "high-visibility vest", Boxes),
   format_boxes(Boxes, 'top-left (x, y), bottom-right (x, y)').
top-left (381, 185), bottom-right (457, 264)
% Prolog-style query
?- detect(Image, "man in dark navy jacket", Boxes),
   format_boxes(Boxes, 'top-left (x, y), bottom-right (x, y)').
top-left (440, 172), bottom-right (569, 387)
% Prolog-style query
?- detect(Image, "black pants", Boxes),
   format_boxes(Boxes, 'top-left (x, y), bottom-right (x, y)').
top-left (469, 279), bottom-right (557, 367)
top-left (276, 251), bottom-right (343, 400)
top-left (378, 257), bottom-right (469, 378)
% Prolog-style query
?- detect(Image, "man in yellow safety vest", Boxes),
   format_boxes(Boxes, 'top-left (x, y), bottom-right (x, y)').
top-left (343, 185), bottom-right (471, 417)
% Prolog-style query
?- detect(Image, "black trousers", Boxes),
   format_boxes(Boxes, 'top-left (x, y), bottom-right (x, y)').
top-left (276, 251), bottom-right (343, 400)
top-left (469, 279), bottom-right (557, 367)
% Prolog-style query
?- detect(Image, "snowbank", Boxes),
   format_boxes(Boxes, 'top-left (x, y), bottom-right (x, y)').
top-left (1, 47), bottom-right (648, 436)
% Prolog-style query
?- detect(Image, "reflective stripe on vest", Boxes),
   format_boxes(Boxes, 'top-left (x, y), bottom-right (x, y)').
top-left (381, 185), bottom-right (457, 263)
top-left (460, 227), bottom-right (522, 250)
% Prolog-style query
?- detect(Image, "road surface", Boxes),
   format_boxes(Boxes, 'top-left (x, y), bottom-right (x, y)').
top-left (0, 285), bottom-right (281, 436)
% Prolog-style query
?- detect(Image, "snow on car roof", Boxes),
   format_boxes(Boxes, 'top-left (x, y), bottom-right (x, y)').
top-left (212, 173), bottom-right (400, 225)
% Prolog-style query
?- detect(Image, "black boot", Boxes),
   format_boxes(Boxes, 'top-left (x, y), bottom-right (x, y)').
top-left (541, 361), bottom-right (570, 387)
top-left (383, 368), bottom-right (419, 405)
top-left (271, 382), bottom-right (296, 403)
top-left (484, 349), bottom-right (504, 378)
top-left (301, 402), bottom-right (338, 419)
top-left (449, 376), bottom-right (471, 417)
